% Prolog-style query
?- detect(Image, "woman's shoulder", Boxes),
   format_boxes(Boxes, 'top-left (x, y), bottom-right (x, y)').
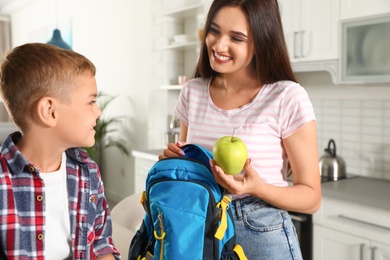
top-left (266, 80), bottom-right (302, 90)
top-left (262, 80), bottom-right (306, 96)
top-left (185, 77), bottom-right (209, 88)
top-left (181, 77), bottom-right (210, 94)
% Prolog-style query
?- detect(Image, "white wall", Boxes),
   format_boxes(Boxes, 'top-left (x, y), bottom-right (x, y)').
top-left (2, 0), bottom-right (152, 202)
top-left (297, 71), bottom-right (390, 180)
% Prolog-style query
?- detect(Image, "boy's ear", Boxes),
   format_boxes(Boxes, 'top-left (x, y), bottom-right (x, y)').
top-left (36, 97), bottom-right (58, 127)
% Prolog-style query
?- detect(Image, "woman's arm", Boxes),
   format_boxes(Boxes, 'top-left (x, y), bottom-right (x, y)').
top-left (211, 120), bottom-right (321, 214)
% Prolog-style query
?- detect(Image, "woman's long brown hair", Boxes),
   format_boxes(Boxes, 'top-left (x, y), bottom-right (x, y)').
top-left (194, 0), bottom-right (297, 84)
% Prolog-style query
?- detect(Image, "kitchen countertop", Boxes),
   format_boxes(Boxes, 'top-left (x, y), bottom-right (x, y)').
top-left (132, 150), bottom-right (390, 212)
top-left (131, 149), bottom-right (162, 161)
top-left (321, 176), bottom-right (390, 212)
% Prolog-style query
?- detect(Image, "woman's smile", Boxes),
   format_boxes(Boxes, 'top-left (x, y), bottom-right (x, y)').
top-left (213, 50), bottom-right (233, 62)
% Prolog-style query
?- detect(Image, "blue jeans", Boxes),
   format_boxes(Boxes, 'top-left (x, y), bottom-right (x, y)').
top-left (231, 196), bottom-right (303, 260)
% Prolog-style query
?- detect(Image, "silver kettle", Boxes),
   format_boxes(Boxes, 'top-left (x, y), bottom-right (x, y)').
top-left (319, 139), bottom-right (346, 181)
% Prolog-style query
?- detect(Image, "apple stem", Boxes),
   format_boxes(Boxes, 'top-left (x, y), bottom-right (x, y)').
top-left (232, 125), bottom-right (242, 137)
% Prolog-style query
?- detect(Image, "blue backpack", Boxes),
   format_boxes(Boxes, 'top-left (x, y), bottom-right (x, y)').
top-left (128, 144), bottom-right (247, 260)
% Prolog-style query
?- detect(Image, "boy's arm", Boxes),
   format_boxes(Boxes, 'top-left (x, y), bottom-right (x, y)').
top-left (93, 169), bottom-right (120, 259)
top-left (93, 196), bottom-right (120, 259)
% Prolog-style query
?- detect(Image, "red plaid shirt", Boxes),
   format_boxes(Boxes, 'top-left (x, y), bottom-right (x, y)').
top-left (0, 132), bottom-right (120, 259)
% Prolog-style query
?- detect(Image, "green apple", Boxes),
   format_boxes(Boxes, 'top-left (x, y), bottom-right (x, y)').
top-left (212, 136), bottom-right (248, 175)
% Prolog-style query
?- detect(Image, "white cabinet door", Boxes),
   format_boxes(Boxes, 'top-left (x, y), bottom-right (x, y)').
top-left (372, 241), bottom-right (390, 260)
top-left (301, 0), bottom-right (340, 61)
top-left (279, 0), bottom-right (300, 60)
top-left (313, 225), bottom-right (370, 260)
top-left (279, 0), bottom-right (339, 62)
top-left (340, 0), bottom-right (390, 20)
top-left (134, 157), bottom-right (157, 194)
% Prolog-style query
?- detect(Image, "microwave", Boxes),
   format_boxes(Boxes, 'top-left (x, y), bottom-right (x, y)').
top-left (341, 15), bottom-right (390, 84)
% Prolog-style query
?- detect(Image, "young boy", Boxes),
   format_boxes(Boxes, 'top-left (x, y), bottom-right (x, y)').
top-left (0, 43), bottom-right (120, 259)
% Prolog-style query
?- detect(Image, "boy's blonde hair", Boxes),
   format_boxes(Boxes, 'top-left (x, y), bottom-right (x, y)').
top-left (0, 43), bottom-right (96, 130)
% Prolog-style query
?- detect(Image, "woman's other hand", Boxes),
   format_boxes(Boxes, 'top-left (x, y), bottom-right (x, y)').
top-left (210, 159), bottom-right (263, 196)
top-left (158, 141), bottom-right (187, 160)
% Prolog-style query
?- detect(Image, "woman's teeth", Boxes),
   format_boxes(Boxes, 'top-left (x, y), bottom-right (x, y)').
top-left (214, 52), bottom-right (231, 61)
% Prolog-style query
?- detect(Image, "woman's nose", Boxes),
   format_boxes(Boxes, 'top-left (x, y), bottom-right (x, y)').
top-left (214, 35), bottom-right (229, 52)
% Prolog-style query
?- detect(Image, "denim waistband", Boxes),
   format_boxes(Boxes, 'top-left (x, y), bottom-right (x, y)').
top-left (232, 196), bottom-right (271, 219)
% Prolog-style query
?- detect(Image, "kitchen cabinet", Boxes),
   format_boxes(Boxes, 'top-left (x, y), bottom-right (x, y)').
top-left (314, 226), bottom-right (390, 260)
top-left (279, 0), bottom-right (340, 62)
top-left (313, 195), bottom-right (390, 260)
top-left (340, 0), bottom-right (390, 20)
top-left (159, 3), bottom-right (204, 90)
top-left (370, 242), bottom-right (390, 260)
top-left (0, 16), bottom-right (11, 62)
top-left (132, 150), bottom-right (160, 194)
top-left (314, 225), bottom-right (369, 260)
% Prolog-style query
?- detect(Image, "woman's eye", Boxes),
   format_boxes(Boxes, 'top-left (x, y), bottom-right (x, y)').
top-left (90, 100), bottom-right (97, 105)
top-left (209, 27), bottom-right (219, 35)
top-left (231, 36), bottom-right (244, 43)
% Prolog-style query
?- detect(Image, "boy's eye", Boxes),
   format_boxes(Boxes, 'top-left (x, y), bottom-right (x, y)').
top-left (90, 100), bottom-right (97, 105)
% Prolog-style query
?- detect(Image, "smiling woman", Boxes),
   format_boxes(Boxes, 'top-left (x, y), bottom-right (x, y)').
top-left (159, 0), bottom-right (320, 259)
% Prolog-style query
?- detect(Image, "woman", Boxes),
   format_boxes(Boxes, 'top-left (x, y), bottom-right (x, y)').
top-left (159, 0), bottom-right (321, 259)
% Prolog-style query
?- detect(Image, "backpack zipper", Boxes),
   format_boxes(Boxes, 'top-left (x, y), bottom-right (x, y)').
top-left (153, 212), bottom-right (165, 260)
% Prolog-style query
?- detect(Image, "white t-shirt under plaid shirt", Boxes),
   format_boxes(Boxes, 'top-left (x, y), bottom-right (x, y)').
top-left (174, 77), bottom-right (316, 187)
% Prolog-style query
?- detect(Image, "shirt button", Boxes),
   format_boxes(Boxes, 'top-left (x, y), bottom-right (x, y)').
top-left (37, 233), bottom-right (44, 240)
top-left (36, 195), bottom-right (43, 202)
top-left (29, 165), bottom-right (35, 172)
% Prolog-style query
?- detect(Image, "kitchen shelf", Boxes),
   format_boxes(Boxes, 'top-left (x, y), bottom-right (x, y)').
top-left (162, 3), bottom-right (203, 18)
top-left (292, 59), bottom-right (338, 84)
top-left (160, 41), bottom-right (198, 51)
top-left (160, 85), bottom-right (182, 90)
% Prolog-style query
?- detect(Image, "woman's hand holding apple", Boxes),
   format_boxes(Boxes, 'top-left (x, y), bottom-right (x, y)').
top-left (211, 136), bottom-right (264, 196)
top-left (210, 159), bottom-right (264, 196)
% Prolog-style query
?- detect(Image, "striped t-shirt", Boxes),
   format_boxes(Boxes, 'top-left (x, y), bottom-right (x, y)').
top-left (174, 77), bottom-right (316, 187)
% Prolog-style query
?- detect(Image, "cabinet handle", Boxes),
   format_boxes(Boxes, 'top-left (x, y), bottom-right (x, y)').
top-left (289, 214), bottom-right (307, 223)
top-left (370, 246), bottom-right (377, 260)
top-left (300, 30), bottom-right (305, 58)
top-left (338, 214), bottom-right (390, 231)
top-left (293, 31), bottom-right (300, 58)
top-left (360, 244), bottom-right (365, 260)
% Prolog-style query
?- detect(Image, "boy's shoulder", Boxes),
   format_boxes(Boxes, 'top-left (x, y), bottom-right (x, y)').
top-left (65, 147), bottom-right (96, 166)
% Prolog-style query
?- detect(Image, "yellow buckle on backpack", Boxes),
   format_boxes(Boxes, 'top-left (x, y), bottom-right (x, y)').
top-left (141, 191), bottom-right (147, 204)
top-left (214, 195), bottom-right (231, 240)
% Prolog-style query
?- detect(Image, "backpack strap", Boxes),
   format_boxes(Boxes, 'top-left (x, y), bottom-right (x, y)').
top-left (214, 194), bottom-right (231, 240)
top-left (137, 191), bottom-right (156, 259)
top-left (233, 244), bottom-right (248, 260)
